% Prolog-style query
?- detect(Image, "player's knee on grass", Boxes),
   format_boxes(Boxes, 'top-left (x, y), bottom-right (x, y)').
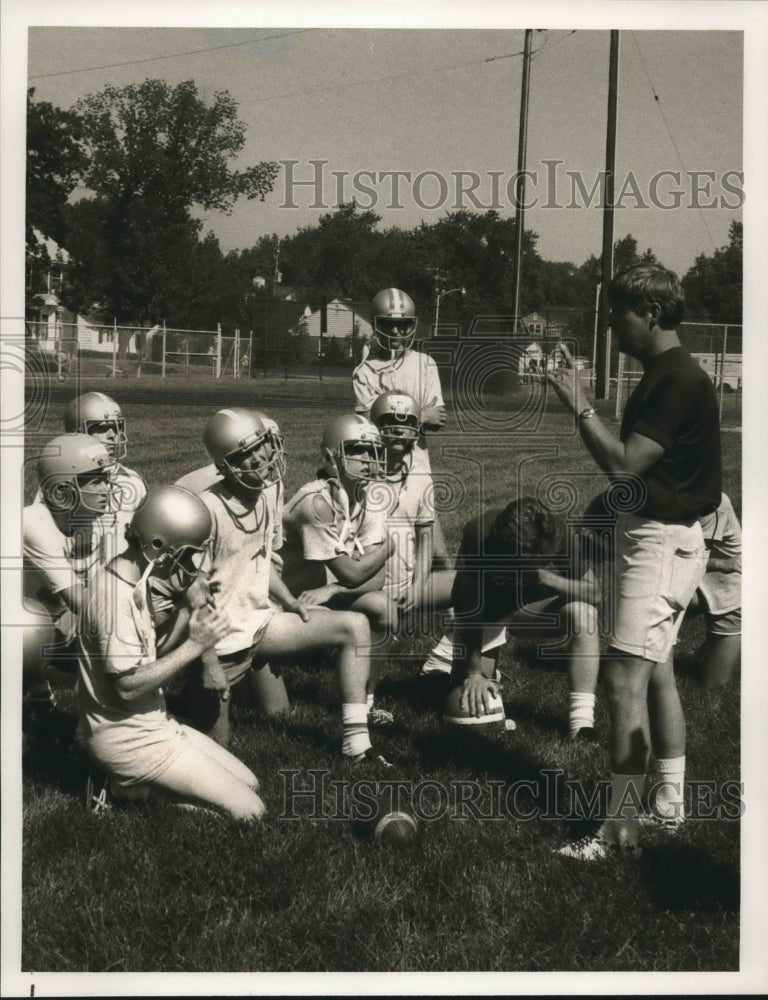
top-left (248, 662), bottom-right (290, 717)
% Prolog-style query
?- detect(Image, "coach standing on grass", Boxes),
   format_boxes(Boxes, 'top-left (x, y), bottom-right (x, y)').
top-left (547, 264), bottom-right (721, 860)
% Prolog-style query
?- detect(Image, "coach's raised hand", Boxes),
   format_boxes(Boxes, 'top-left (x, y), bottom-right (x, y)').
top-left (545, 343), bottom-right (583, 415)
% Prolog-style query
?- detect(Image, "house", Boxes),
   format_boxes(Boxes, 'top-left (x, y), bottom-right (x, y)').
top-left (523, 310), bottom-right (569, 339)
top-left (300, 299), bottom-right (374, 360)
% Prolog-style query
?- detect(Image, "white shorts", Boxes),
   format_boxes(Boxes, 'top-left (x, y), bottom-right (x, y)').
top-left (85, 712), bottom-right (193, 788)
top-left (610, 514), bottom-right (707, 663)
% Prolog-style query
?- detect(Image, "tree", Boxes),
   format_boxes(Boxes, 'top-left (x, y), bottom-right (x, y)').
top-left (683, 222), bottom-right (742, 322)
top-left (26, 89), bottom-right (87, 300)
top-left (62, 79), bottom-right (278, 330)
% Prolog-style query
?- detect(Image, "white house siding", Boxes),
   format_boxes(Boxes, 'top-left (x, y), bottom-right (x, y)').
top-left (303, 300), bottom-right (373, 341)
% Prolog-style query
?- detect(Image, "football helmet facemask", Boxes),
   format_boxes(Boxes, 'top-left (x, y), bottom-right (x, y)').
top-left (371, 288), bottom-right (418, 354)
top-left (37, 434), bottom-right (114, 514)
top-left (321, 414), bottom-right (385, 481)
top-left (202, 408), bottom-right (285, 494)
top-left (63, 392), bottom-right (127, 463)
top-left (370, 391), bottom-right (420, 443)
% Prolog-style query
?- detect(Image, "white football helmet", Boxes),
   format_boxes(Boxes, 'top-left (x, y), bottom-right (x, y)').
top-left (128, 486), bottom-right (212, 588)
top-left (202, 407), bottom-right (285, 494)
top-left (370, 391), bottom-right (420, 442)
top-left (371, 288), bottom-right (418, 353)
top-left (321, 414), bottom-right (385, 481)
top-left (63, 392), bottom-right (127, 462)
top-left (37, 433), bottom-right (114, 514)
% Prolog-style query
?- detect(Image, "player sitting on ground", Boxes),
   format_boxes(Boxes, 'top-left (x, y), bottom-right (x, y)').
top-left (445, 496), bottom-right (602, 742)
top-left (180, 408), bottom-right (389, 766)
top-left (369, 391), bottom-right (454, 621)
top-left (76, 485), bottom-right (266, 821)
top-left (281, 413), bottom-right (397, 726)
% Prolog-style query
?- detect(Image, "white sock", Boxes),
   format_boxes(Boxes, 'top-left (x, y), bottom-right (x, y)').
top-left (569, 692), bottom-right (596, 735)
top-left (649, 755), bottom-right (686, 820)
top-left (341, 703), bottom-right (372, 758)
top-left (600, 772), bottom-right (644, 845)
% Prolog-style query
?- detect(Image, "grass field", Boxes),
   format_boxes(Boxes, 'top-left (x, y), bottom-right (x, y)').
top-left (18, 372), bottom-right (743, 976)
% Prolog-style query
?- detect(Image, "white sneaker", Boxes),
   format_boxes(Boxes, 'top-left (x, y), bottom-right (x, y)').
top-left (556, 832), bottom-right (642, 861)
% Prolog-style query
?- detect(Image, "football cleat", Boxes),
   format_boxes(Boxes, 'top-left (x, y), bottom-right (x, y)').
top-left (555, 832), bottom-right (642, 861)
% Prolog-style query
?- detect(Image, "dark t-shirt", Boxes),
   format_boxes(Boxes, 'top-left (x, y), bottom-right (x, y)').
top-left (620, 346), bottom-right (721, 520)
top-left (451, 507), bottom-right (586, 626)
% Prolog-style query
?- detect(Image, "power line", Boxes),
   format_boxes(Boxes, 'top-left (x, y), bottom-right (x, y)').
top-left (530, 29), bottom-right (577, 61)
top-left (629, 31), bottom-right (718, 251)
top-left (28, 29), bottom-right (314, 81)
top-left (248, 50), bottom-right (527, 104)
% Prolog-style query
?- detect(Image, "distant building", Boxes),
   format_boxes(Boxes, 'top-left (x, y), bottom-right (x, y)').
top-left (301, 299), bottom-right (374, 360)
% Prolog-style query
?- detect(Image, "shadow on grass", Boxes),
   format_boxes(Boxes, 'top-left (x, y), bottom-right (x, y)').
top-left (640, 842), bottom-right (740, 914)
top-left (22, 707), bottom-right (87, 796)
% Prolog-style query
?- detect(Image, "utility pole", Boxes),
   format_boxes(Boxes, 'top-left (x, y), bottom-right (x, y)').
top-left (595, 30), bottom-right (620, 399)
top-left (510, 28), bottom-right (533, 333)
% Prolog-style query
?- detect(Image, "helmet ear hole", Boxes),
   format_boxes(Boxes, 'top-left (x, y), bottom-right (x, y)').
top-left (150, 537), bottom-right (164, 550)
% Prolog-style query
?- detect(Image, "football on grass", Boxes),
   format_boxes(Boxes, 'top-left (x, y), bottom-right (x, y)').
top-left (442, 685), bottom-right (508, 734)
top-left (371, 808), bottom-right (418, 846)
top-left (353, 792), bottom-right (418, 846)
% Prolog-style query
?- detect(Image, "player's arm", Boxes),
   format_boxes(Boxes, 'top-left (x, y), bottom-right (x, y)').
top-left (155, 603), bottom-right (192, 653)
top-left (325, 537), bottom-right (394, 589)
top-left (546, 343), bottom-right (664, 475)
top-left (408, 522), bottom-right (434, 608)
top-left (112, 608), bottom-right (229, 703)
top-left (451, 565), bottom-right (501, 715)
top-left (268, 562), bottom-right (310, 620)
top-left (455, 621), bottom-right (500, 717)
top-left (420, 401), bottom-right (446, 431)
top-left (420, 359), bottom-right (447, 430)
top-left (534, 565), bottom-right (602, 606)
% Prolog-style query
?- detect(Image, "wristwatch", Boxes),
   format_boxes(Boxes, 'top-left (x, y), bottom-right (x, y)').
top-left (578, 406), bottom-right (597, 423)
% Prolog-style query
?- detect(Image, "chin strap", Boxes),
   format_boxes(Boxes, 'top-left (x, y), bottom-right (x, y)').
top-left (132, 558), bottom-right (155, 615)
top-left (332, 481), bottom-right (366, 557)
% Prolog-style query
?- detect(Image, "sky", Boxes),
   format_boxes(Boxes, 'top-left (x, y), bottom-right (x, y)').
top-left (14, 14), bottom-right (750, 277)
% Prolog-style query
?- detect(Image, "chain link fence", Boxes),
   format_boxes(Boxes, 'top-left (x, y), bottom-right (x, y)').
top-left (25, 311), bottom-right (742, 430)
top-left (615, 321), bottom-right (742, 425)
